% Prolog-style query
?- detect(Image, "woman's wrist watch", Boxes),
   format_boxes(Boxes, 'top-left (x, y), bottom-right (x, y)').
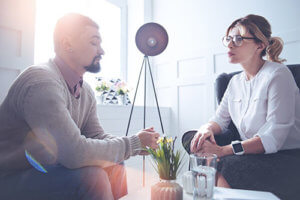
top-left (231, 140), bottom-right (245, 155)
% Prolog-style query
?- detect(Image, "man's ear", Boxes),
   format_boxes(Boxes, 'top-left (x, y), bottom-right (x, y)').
top-left (61, 36), bottom-right (73, 52)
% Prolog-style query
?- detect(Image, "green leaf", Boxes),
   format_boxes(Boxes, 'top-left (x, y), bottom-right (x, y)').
top-left (146, 136), bottom-right (184, 180)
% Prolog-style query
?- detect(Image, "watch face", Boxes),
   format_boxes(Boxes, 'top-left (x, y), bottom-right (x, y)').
top-left (233, 142), bottom-right (243, 153)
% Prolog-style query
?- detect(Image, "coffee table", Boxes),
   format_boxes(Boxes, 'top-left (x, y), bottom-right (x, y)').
top-left (120, 186), bottom-right (280, 200)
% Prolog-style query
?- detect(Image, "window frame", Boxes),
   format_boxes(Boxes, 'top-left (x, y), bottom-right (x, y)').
top-left (107, 0), bottom-right (128, 82)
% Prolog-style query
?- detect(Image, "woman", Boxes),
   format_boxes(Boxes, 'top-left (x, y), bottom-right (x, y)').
top-left (190, 14), bottom-right (300, 199)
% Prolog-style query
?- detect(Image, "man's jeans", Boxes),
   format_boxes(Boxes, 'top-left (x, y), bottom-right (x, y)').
top-left (0, 163), bottom-right (127, 200)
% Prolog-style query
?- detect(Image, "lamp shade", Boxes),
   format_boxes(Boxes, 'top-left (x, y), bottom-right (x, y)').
top-left (135, 22), bottom-right (168, 56)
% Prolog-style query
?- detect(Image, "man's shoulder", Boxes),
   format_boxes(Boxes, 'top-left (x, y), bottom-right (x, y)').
top-left (2, 61), bottom-right (66, 113)
top-left (19, 61), bottom-right (62, 86)
top-left (22, 62), bottom-right (56, 77)
top-left (7, 61), bottom-right (66, 100)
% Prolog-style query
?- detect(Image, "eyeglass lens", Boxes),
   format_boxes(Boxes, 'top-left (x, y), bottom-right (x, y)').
top-left (223, 35), bottom-right (243, 47)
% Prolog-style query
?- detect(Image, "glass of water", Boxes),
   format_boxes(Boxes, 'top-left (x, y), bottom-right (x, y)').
top-left (190, 153), bottom-right (217, 200)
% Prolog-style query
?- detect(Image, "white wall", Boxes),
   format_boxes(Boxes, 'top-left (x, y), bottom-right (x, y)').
top-left (151, 0), bottom-right (300, 137)
top-left (0, 0), bottom-right (36, 103)
top-left (127, 0), bottom-right (145, 106)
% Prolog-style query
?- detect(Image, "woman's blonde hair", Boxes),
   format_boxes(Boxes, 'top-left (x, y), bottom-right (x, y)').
top-left (226, 14), bottom-right (286, 63)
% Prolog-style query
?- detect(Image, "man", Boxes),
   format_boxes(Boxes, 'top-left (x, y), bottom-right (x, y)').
top-left (0, 13), bottom-right (159, 200)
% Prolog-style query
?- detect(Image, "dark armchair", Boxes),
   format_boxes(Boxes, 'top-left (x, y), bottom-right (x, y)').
top-left (182, 64), bottom-right (300, 154)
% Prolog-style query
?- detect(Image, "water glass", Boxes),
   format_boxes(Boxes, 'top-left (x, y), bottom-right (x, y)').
top-left (189, 153), bottom-right (217, 200)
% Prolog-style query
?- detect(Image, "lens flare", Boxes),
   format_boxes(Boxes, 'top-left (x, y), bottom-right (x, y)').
top-left (25, 150), bottom-right (48, 173)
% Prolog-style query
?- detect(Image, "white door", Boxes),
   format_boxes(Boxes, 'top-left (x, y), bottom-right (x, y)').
top-left (0, 0), bottom-right (35, 103)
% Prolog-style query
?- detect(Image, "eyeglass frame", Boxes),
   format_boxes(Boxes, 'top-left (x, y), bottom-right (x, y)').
top-left (222, 35), bottom-right (258, 47)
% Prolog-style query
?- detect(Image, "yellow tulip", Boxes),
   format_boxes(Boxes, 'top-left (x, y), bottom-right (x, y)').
top-left (157, 137), bottom-right (164, 144)
top-left (167, 137), bottom-right (173, 143)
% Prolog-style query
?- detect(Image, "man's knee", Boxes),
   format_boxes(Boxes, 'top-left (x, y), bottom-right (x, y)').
top-left (80, 166), bottom-right (110, 186)
top-left (78, 166), bottom-right (113, 200)
top-left (104, 164), bottom-right (128, 199)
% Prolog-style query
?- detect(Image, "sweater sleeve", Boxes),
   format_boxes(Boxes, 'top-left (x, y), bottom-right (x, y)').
top-left (82, 94), bottom-right (141, 153)
top-left (22, 82), bottom-right (141, 169)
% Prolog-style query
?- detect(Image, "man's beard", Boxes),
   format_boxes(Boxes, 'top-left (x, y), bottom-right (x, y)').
top-left (84, 56), bottom-right (101, 73)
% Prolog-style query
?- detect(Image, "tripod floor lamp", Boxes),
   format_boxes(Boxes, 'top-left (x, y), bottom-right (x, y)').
top-left (125, 22), bottom-right (169, 187)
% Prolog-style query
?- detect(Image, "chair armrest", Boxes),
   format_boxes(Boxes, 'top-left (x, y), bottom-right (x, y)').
top-left (181, 130), bottom-right (197, 154)
top-left (181, 128), bottom-right (241, 154)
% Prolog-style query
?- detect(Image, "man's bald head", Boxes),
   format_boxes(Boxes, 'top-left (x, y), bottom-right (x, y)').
top-left (53, 13), bottom-right (99, 53)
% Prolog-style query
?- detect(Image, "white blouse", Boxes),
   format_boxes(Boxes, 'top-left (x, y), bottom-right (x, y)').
top-left (211, 61), bottom-right (300, 154)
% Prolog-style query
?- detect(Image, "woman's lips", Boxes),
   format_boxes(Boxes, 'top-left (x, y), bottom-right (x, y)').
top-left (228, 52), bottom-right (235, 57)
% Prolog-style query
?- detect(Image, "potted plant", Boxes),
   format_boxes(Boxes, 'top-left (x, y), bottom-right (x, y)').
top-left (95, 78), bottom-right (111, 104)
top-left (115, 81), bottom-right (131, 105)
top-left (146, 136), bottom-right (184, 200)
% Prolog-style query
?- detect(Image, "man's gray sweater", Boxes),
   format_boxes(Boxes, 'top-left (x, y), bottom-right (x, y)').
top-left (0, 59), bottom-right (141, 176)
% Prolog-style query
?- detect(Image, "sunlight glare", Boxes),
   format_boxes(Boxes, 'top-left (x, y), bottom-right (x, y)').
top-left (34, 0), bottom-right (121, 88)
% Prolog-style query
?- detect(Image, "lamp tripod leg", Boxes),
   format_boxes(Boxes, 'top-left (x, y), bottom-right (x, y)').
top-left (145, 56), bottom-right (165, 134)
top-left (143, 55), bottom-right (147, 187)
top-left (125, 58), bottom-right (145, 136)
top-left (125, 56), bottom-right (165, 188)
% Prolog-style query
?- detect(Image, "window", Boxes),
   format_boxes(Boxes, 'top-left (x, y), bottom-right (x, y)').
top-left (34, 0), bottom-right (127, 89)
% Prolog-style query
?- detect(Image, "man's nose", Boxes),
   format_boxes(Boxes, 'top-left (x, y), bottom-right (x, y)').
top-left (98, 46), bottom-right (105, 56)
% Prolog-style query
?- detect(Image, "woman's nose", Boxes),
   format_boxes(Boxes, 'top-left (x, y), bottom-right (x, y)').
top-left (227, 39), bottom-right (234, 48)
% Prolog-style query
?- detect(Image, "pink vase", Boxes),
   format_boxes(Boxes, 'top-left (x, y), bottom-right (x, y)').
top-left (151, 179), bottom-right (183, 200)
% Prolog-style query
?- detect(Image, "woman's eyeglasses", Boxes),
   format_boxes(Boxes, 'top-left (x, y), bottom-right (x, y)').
top-left (222, 35), bottom-right (257, 47)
